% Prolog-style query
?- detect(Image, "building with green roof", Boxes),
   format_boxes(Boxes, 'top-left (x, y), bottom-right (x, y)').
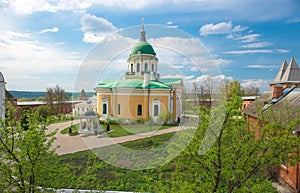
top-left (96, 19), bottom-right (183, 122)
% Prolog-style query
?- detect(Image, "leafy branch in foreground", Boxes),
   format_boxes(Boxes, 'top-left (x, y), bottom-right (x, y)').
top-left (0, 102), bottom-right (70, 193)
top-left (154, 83), bottom-right (300, 193)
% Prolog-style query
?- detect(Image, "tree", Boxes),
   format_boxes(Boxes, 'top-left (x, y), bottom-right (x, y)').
top-left (20, 106), bottom-right (30, 131)
top-left (225, 79), bottom-right (244, 99)
top-left (0, 102), bottom-right (69, 192)
top-left (45, 85), bottom-right (69, 114)
top-left (157, 111), bottom-right (172, 125)
top-left (159, 84), bottom-right (300, 192)
top-left (192, 76), bottom-right (214, 108)
top-left (34, 105), bottom-right (52, 123)
top-left (243, 86), bottom-right (260, 96)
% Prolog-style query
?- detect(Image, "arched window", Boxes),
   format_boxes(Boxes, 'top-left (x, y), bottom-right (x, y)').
top-left (117, 104), bottom-right (121, 115)
top-left (102, 103), bottom-right (107, 115)
top-left (154, 104), bottom-right (159, 116)
top-left (130, 64), bottom-right (133, 72)
top-left (137, 63), bottom-right (140, 72)
top-left (144, 63), bottom-right (148, 72)
top-left (151, 64), bottom-right (154, 72)
top-left (137, 104), bottom-right (142, 116)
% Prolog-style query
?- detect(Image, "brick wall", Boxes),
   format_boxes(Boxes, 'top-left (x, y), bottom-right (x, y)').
top-left (280, 159), bottom-right (300, 191)
top-left (247, 114), bottom-right (300, 192)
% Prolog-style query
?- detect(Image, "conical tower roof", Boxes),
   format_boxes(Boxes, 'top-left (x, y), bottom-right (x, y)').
top-left (273, 59), bottom-right (288, 83)
top-left (280, 57), bottom-right (300, 82)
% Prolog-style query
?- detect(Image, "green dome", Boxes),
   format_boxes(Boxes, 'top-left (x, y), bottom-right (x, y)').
top-left (131, 41), bottom-right (156, 55)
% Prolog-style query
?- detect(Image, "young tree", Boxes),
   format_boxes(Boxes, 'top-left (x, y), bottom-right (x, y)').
top-left (157, 111), bottom-right (172, 125)
top-left (34, 105), bottom-right (52, 123)
top-left (164, 84), bottom-right (300, 192)
top-left (0, 103), bottom-right (70, 192)
top-left (20, 106), bottom-right (30, 131)
top-left (225, 79), bottom-right (244, 99)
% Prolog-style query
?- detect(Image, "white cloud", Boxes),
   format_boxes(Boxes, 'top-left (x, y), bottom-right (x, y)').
top-left (245, 65), bottom-right (277, 69)
top-left (169, 65), bottom-right (184, 69)
top-left (241, 79), bottom-right (272, 92)
top-left (226, 49), bottom-right (273, 54)
top-left (80, 14), bottom-right (118, 43)
top-left (226, 49), bottom-right (291, 55)
top-left (199, 21), bottom-right (249, 36)
top-left (200, 21), bottom-right (233, 36)
top-left (214, 58), bottom-right (231, 66)
top-left (240, 42), bottom-right (272, 48)
top-left (6, 0), bottom-right (299, 24)
top-left (286, 17), bottom-right (300, 24)
top-left (0, 29), bottom-right (81, 90)
top-left (8, 0), bottom-right (154, 14)
top-left (39, 27), bottom-right (59, 34)
top-left (166, 25), bottom-right (179, 28)
top-left (234, 34), bottom-right (260, 43)
top-left (161, 74), bottom-right (195, 80)
top-left (194, 74), bottom-right (233, 83)
top-left (166, 21), bottom-right (178, 28)
top-left (276, 49), bottom-right (290, 53)
top-left (232, 25), bottom-right (248, 33)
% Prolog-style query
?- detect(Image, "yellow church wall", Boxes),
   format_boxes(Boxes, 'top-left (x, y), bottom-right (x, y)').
top-left (113, 94), bottom-right (169, 120)
top-left (97, 92), bottom-right (112, 116)
top-left (96, 88), bottom-right (172, 120)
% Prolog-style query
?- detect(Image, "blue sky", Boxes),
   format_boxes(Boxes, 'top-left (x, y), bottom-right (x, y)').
top-left (0, 0), bottom-right (300, 92)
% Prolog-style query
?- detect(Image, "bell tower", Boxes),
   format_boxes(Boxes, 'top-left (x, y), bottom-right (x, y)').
top-left (126, 18), bottom-right (159, 80)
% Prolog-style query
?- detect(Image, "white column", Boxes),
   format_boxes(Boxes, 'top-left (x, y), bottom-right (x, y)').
top-left (79, 119), bottom-right (82, 132)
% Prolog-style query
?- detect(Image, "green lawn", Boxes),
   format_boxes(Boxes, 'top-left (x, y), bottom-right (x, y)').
top-left (60, 124), bottom-right (79, 135)
top-left (59, 122), bottom-right (179, 138)
top-left (183, 109), bottom-right (198, 115)
top-left (103, 123), bottom-right (179, 138)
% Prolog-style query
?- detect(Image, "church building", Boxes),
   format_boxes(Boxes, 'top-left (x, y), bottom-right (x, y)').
top-left (95, 20), bottom-right (183, 122)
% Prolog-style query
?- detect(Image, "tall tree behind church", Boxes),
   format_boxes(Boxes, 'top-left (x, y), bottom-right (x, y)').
top-left (45, 85), bottom-right (68, 114)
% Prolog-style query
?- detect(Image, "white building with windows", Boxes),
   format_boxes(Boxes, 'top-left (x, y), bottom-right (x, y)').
top-left (73, 96), bottom-right (97, 116)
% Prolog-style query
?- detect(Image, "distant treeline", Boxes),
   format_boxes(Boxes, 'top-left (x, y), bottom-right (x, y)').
top-left (9, 90), bottom-right (95, 99)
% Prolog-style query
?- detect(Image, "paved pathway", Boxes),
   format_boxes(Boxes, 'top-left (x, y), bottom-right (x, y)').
top-left (47, 120), bottom-right (192, 155)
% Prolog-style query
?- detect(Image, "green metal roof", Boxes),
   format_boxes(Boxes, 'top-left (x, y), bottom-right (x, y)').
top-left (131, 41), bottom-right (156, 55)
top-left (96, 79), bottom-right (171, 89)
top-left (157, 78), bottom-right (182, 86)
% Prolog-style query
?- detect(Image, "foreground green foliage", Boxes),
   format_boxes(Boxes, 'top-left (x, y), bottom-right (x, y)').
top-left (168, 84), bottom-right (300, 192)
top-left (57, 129), bottom-right (277, 192)
top-left (0, 103), bottom-right (70, 193)
top-left (57, 132), bottom-right (177, 191)
top-left (57, 83), bottom-right (299, 192)
top-left (1, 81), bottom-right (298, 192)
